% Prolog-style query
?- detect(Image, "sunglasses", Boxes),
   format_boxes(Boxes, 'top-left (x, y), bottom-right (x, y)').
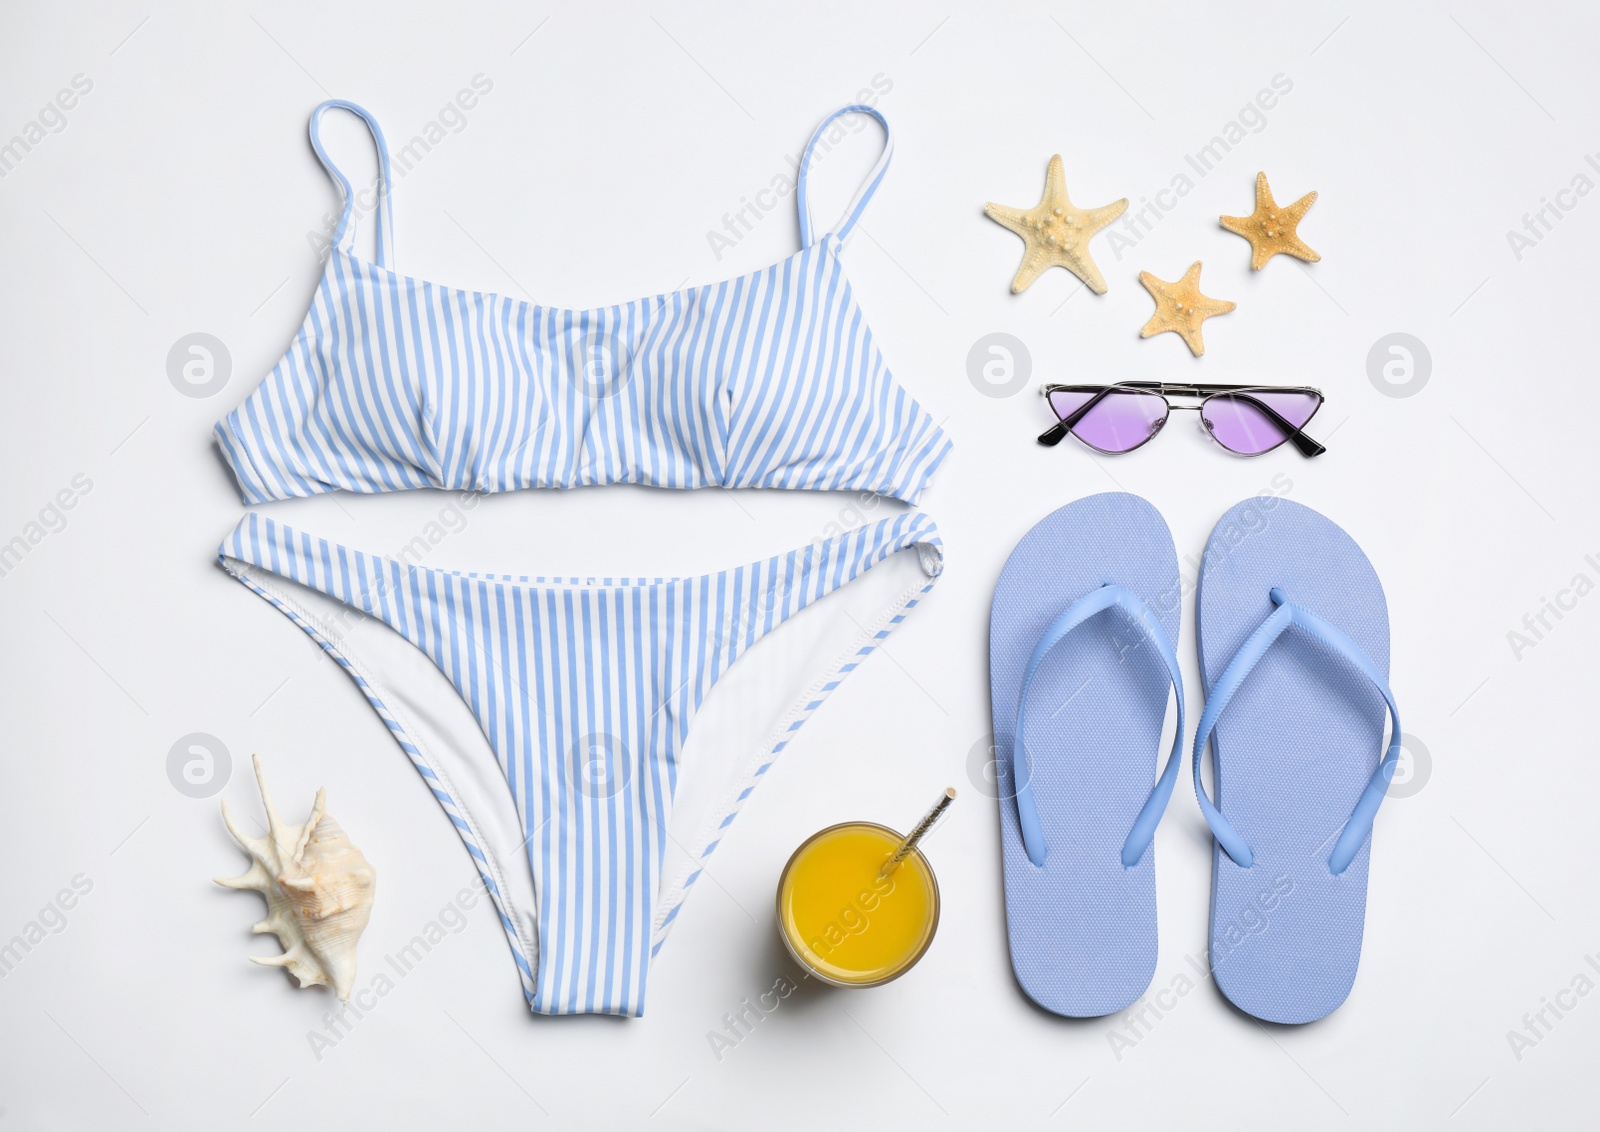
top-left (1038, 382), bottom-right (1326, 457)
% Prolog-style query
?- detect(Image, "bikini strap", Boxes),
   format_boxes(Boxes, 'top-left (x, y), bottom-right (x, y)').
top-left (796, 104), bottom-right (892, 248)
top-left (308, 100), bottom-right (394, 267)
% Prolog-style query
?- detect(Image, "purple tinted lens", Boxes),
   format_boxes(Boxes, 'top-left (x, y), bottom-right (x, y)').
top-left (1067, 390), bottom-right (1167, 453)
top-left (1046, 388), bottom-right (1094, 420)
top-left (1248, 391), bottom-right (1322, 429)
top-left (1202, 391), bottom-right (1321, 454)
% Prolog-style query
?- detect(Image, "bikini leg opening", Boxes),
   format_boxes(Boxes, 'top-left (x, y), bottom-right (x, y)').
top-left (217, 554), bottom-right (544, 1008)
top-left (651, 535), bottom-right (942, 958)
top-left (216, 510), bottom-right (944, 1015)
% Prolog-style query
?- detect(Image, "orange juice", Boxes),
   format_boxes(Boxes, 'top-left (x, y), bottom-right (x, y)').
top-left (776, 822), bottom-right (940, 987)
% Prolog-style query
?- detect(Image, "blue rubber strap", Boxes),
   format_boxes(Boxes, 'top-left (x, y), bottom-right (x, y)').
top-left (796, 105), bottom-right (892, 248)
top-left (1011, 584), bottom-right (1186, 869)
top-left (309, 100), bottom-right (395, 267)
top-left (1192, 587), bottom-right (1402, 875)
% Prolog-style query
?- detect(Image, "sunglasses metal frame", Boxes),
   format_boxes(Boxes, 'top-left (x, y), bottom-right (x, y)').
top-left (1037, 381), bottom-right (1327, 457)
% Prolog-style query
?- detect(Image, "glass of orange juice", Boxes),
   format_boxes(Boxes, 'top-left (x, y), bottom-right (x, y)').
top-left (776, 820), bottom-right (941, 988)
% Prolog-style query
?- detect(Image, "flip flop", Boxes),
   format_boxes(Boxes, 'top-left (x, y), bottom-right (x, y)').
top-left (989, 493), bottom-right (1186, 1017)
top-left (1192, 498), bottom-right (1401, 1024)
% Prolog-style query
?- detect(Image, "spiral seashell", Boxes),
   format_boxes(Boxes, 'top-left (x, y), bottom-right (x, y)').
top-left (216, 755), bottom-right (376, 1000)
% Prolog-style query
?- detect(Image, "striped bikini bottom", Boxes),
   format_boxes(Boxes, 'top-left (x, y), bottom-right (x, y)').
top-left (217, 510), bottom-right (942, 1016)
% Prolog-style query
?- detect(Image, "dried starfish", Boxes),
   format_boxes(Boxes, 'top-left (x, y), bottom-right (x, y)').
top-left (1138, 262), bottom-right (1235, 356)
top-left (1220, 172), bottom-right (1320, 270)
top-left (984, 155), bottom-right (1127, 294)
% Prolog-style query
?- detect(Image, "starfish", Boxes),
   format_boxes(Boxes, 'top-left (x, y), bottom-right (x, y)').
top-left (1138, 262), bottom-right (1235, 356)
top-left (1220, 172), bottom-right (1321, 270)
top-left (984, 155), bottom-right (1127, 294)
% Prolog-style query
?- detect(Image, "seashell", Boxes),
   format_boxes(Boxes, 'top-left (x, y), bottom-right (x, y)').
top-left (215, 754), bottom-right (376, 1000)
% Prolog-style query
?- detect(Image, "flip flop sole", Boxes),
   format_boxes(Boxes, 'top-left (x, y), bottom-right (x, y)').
top-left (990, 493), bottom-right (1181, 1018)
top-left (1197, 498), bottom-right (1391, 1024)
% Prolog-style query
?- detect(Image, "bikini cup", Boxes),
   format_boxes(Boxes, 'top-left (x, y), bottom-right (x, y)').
top-left (214, 101), bottom-right (951, 506)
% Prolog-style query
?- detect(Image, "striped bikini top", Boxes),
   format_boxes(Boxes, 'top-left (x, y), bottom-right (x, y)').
top-left (215, 101), bottom-right (951, 506)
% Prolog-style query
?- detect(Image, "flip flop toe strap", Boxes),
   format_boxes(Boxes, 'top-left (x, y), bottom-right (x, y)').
top-left (1011, 584), bottom-right (1186, 869)
top-left (1192, 587), bottom-right (1402, 875)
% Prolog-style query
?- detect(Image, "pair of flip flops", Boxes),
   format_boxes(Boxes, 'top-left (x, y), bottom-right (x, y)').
top-left (989, 493), bottom-right (1400, 1024)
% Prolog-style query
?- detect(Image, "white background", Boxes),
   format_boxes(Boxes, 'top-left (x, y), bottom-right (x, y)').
top-left (1, 1), bottom-right (1595, 1128)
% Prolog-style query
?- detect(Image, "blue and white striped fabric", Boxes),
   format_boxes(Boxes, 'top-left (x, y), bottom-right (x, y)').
top-left (218, 510), bottom-right (944, 1015)
top-left (214, 101), bottom-right (951, 507)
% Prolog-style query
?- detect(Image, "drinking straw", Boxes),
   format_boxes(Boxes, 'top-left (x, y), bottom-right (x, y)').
top-left (880, 787), bottom-right (957, 876)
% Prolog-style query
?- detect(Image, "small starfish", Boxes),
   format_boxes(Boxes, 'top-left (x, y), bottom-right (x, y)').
top-left (1138, 262), bottom-right (1235, 356)
top-left (984, 155), bottom-right (1127, 294)
top-left (1220, 172), bottom-right (1320, 270)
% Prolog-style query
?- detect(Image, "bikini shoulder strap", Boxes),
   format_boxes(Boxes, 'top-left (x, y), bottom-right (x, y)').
top-left (796, 104), bottom-right (892, 248)
top-left (308, 100), bottom-right (394, 267)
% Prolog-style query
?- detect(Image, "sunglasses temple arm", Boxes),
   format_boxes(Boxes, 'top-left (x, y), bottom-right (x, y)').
top-left (1037, 385), bottom-right (1124, 448)
top-left (1287, 429), bottom-right (1326, 458)
top-left (1037, 421), bottom-right (1069, 446)
top-left (1228, 393), bottom-right (1326, 458)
